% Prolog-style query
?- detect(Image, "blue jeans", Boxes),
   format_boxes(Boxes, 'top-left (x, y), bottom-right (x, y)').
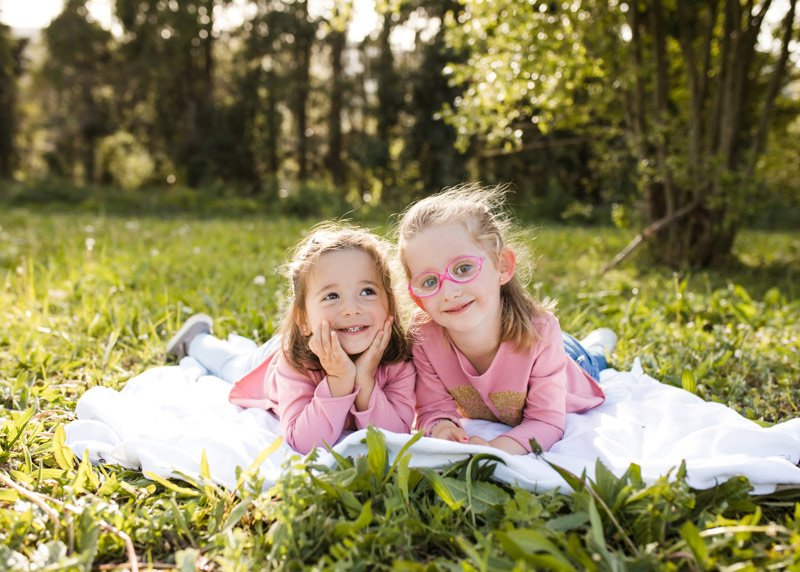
top-left (562, 332), bottom-right (607, 381)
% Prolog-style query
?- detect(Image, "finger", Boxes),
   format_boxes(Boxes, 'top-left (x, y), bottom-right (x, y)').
top-left (319, 321), bottom-right (332, 355)
top-left (309, 324), bottom-right (325, 357)
top-left (446, 429), bottom-right (464, 443)
top-left (366, 328), bottom-right (384, 357)
top-left (453, 427), bottom-right (469, 443)
top-left (329, 328), bottom-right (346, 358)
top-left (377, 318), bottom-right (392, 352)
top-left (308, 333), bottom-right (321, 357)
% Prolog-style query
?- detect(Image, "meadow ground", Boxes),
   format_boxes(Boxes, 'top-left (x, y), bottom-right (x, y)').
top-left (1, 206), bottom-right (799, 569)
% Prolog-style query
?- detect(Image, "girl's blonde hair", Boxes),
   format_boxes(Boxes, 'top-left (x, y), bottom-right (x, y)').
top-left (397, 184), bottom-right (550, 350)
top-left (281, 223), bottom-right (410, 375)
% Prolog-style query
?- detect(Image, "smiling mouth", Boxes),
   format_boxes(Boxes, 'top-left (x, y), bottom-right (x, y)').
top-left (444, 301), bottom-right (473, 314)
top-left (337, 325), bottom-right (369, 334)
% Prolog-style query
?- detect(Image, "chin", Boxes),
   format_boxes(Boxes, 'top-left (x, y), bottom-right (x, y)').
top-left (342, 343), bottom-right (370, 355)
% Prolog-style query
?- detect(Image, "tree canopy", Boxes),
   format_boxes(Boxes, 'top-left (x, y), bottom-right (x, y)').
top-left (2, 0), bottom-right (798, 267)
top-left (442, 0), bottom-right (799, 267)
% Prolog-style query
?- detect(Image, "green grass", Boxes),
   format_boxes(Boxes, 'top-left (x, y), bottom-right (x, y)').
top-left (1, 206), bottom-right (799, 570)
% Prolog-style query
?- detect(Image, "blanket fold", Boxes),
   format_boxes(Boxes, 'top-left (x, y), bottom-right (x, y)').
top-left (65, 359), bottom-right (800, 494)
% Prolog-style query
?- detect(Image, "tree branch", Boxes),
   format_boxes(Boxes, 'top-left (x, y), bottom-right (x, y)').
top-left (479, 135), bottom-right (594, 157)
top-left (747, 0), bottom-right (798, 178)
top-left (601, 199), bottom-right (702, 274)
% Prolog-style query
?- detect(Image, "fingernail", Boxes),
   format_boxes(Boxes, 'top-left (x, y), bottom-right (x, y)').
top-left (460, 437), bottom-right (468, 442)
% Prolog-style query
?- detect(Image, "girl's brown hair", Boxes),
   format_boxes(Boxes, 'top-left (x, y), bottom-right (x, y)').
top-left (280, 223), bottom-right (410, 375)
top-left (397, 183), bottom-right (551, 350)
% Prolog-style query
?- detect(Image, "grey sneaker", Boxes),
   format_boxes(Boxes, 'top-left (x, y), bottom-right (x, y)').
top-left (165, 313), bottom-right (213, 359)
top-left (580, 327), bottom-right (618, 357)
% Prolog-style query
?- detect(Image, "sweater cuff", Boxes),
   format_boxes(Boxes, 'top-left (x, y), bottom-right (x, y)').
top-left (350, 384), bottom-right (381, 428)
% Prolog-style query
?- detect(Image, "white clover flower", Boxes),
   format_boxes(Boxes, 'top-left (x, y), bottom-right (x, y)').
top-left (253, 275), bottom-right (267, 286)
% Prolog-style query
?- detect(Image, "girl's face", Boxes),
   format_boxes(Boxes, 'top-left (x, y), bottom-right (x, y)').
top-left (402, 223), bottom-right (514, 338)
top-left (300, 248), bottom-right (390, 356)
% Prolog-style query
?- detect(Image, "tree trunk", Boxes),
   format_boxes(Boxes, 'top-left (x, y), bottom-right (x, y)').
top-left (375, 12), bottom-right (400, 185)
top-left (186, 0), bottom-right (215, 187)
top-left (326, 28), bottom-right (346, 186)
top-left (294, 0), bottom-right (312, 182)
top-left (265, 70), bottom-right (281, 177)
top-left (0, 30), bottom-right (23, 179)
top-left (614, 0), bottom-right (797, 269)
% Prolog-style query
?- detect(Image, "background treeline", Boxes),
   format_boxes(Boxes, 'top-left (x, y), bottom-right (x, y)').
top-left (0, 0), bottom-right (798, 267)
top-left (2, 0), bottom-right (485, 214)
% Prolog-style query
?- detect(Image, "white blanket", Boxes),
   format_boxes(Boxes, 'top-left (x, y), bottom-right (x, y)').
top-left (64, 358), bottom-right (800, 494)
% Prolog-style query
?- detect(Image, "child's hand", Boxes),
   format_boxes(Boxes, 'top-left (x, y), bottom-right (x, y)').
top-left (351, 316), bottom-right (392, 411)
top-left (430, 419), bottom-right (469, 443)
top-left (468, 436), bottom-right (491, 447)
top-left (308, 320), bottom-right (356, 396)
top-left (354, 316), bottom-right (393, 383)
top-left (488, 436), bottom-right (528, 455)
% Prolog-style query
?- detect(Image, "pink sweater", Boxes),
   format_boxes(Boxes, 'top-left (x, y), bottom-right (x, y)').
top-left (413, 312), bottom-right (605, 453)
top-left (228, 350), bottom-right (416, 454)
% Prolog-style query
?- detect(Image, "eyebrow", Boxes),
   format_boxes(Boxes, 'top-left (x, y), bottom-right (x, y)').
top-left (314, 283), bottom-right (338, 297)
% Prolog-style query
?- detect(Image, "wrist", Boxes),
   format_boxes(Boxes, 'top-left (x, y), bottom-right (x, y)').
top-left (429, 418), bottom-right (457, 437)
top-left (355, 371), bottom-right (376, 387)
top-left (326, 372), bottom-right (356, 397)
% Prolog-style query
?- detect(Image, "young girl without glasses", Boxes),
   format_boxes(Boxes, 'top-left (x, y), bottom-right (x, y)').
top-left (165, 225), bottom-right (416, 454)
top-left (398, 185), bottom-right (615, 455)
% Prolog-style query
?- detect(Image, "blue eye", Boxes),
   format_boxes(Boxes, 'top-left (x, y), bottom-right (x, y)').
top-left (361, 287), bottom-right (377, 296)
top-left (453, 263), bottom-right (474, 277)
top-left (421, 276), bottom-right (438, 289)
top-left (323, 292), bottom-right (339, 301)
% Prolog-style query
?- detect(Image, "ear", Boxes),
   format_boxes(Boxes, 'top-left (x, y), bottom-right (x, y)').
top-left (498, 248), bottom-right (516, 285)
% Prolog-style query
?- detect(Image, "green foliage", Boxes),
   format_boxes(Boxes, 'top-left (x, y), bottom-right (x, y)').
top-left (1, 205), bottom-right (799, 568)
top-left (0, 22), bottom-right (22, 180)
top-left (442, 0), bottom-right (800, 266)
top-left (94, 131), bottom-right (155, 190)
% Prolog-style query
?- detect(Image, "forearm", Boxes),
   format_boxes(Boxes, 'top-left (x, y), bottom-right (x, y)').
top-left (351, 384), bottom-right (414, 433)
top-left (281, 394), bottom-right (357, 453)
top-left (353, 374), bottom-right (375, 411)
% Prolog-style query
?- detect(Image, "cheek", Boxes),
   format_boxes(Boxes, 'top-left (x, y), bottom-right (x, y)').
top-left (417, 295), bottom-right (437, 314)
top-left (302, 305), bottom-right (324, 331)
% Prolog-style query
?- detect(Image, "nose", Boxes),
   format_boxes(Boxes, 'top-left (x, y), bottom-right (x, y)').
top-left (341, 294), bottom-right (363, 316)
top-left (440, 277), bottom-right (462, 301)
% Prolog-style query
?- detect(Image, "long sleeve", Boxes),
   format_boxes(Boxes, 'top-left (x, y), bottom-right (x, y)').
top-left (350, 360), bottom-right (416, 433)
top-left (502, 317), bottom-right (570, 452)
top-left (413, 340), bottom-right (463, 434)
top-left (273, 361), bottom-right (358, 454)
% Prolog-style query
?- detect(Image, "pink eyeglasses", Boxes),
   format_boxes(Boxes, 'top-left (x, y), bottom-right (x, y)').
top-left (408, 255), bottom-right (485, 298)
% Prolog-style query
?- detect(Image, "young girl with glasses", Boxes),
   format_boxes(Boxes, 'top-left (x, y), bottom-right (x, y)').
top-left (165, 224), bottom-right (416, 454)
top-left (397, 184), bottom-right (616, 455)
